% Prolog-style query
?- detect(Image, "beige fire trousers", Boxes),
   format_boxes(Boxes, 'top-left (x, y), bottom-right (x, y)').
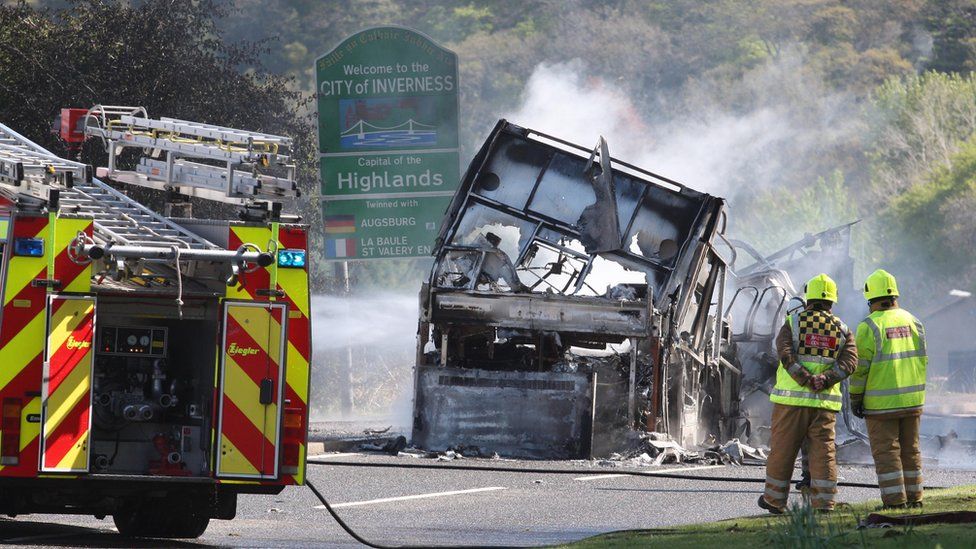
top-left (763, 404), bottom-right (838, 511)
top-left (865, 414), bottom-right (922, 506)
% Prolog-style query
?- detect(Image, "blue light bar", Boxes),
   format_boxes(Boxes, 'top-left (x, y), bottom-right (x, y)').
top-left (277, 249), bottom-right (306, 268)
top-left (14, 238), bottom-right (44, 257)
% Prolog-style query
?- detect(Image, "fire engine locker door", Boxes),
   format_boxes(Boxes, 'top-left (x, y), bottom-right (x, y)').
top-left (40, 295), bottom-right (96, 473)
top-left (216, 301), bottom-right (287, 479)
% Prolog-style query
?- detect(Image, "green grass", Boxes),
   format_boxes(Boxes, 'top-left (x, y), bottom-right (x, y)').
top-left (564, 485), bottom-right (976, 548)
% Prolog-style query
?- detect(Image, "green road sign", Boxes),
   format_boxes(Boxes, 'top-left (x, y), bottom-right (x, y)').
top-left (317, 27), bottom-right (460, 260)
top-left (320, 151), bottom-right (457, 197)
top-left (323, 195), bottom-right (453, 260)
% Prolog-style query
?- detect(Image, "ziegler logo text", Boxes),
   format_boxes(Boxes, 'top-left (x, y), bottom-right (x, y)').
top-left (228, 343), bottom-right (259, 357)
top-left (66, 336), bottom-right (91, 350)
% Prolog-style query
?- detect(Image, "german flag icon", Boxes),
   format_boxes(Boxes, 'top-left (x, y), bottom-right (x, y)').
top-left (324, 214), bottom-right (355, 234)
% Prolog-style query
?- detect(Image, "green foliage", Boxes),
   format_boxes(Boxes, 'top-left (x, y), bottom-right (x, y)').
top-left (923, 0), bottom-right (976, 74)
top-left (565, 485), bottom-right (976, 548)
top-left (732, 171), bottom-right (859, 254)
top-left (0, 0), bottom-right (311, 158)
top-left (422, 4), bottom-right (495, 43)
top-left (858, 71), bottom-right (976, 298)
top-left (0, 0), bottom-right (324, 284)
top-left (768, 499), bottom-right (847, 548)
top-left (869, 71), bottom-right (976, 198)
top-left (886, 137), bottom-right (976, 294)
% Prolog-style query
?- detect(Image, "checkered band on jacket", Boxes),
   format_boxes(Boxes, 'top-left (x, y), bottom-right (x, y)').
top-left (795, 309), bottom-right (844, 358)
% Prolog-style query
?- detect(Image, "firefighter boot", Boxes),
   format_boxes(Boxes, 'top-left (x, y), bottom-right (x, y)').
top-left (758, 495), bottom-right (785, 515)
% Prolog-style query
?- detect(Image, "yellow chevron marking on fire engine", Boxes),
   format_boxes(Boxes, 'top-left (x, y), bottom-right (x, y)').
top-left (230, 307), bottom-right (284, 368)
top-left (0, 313), bottom-right (47, 387)
top-left (21, 397), bottom-right (39, 451)
top-left (224, 357), bottom-right (279, 472)
top-left (263, 404), bottom-right (279, 451)
top-left (34, 221), bottom-right (47, 236)
top-left (285, 341), bottom-right (309, 404)
top-left (293, 442), bottom-right (308, 484)
top-left (55, 430), bottom-right (89, 470)
top-left (55, 218), bottom-right (93, 293)
top-left (3, 261), bottom-right (44, 307)
top-left (277, 269), bottom-right (309, 317)
top-left (219, 433), bottom-right (260, 476)
top-left (224, 357), bottom-right (277, 443)
top-left (43, 359), bottom-right (90, 437)
top-left (226, 226), bottom-right (273, 301)
top-left (2, 221), bottom-right (51, 305)
top-left (47, 300), bottom-right (93, 356)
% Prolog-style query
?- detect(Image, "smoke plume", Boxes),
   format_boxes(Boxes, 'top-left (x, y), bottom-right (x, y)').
top-left (505, 57), bottom-right (862, 243)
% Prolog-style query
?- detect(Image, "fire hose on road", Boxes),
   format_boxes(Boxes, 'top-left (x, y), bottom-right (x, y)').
top-left (307, 458), bottom-right (904, 489)
top-left (304, 458), bottom-right (939, 548)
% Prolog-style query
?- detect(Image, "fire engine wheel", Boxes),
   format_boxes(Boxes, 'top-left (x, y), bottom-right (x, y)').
top-left (113, 501), bottom-right (210, 538)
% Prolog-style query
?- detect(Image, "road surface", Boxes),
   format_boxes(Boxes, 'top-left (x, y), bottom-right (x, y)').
top-left (1, 453), bottom-right (974, 547)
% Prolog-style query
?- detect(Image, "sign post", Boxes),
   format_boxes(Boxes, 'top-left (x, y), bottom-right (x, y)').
top-left (316, 27), bottom-right (460, 261)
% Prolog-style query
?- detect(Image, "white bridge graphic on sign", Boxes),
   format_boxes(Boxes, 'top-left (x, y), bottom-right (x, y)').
top-left (340, 119), bottom-right (437, 148)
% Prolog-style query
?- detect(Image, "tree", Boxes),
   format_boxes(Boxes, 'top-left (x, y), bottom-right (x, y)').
top-left (924, 0), bottom-right (976, 74)
top-left (885, 137), bottom-right (976, 296)
top-left (0, 0), bottom-right (326, 285)
top-left (868, 72), bottom-right (976, 200)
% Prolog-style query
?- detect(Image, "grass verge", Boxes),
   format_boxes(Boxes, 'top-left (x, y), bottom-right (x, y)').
top-left (563, 485), bottom-right (976, 548)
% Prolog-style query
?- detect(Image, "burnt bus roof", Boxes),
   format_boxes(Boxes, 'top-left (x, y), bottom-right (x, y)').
top-left (433, 120), bottom-right (727, 306)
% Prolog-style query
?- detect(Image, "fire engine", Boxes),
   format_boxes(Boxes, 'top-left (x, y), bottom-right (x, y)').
top-left (0, 106), bottom-right (311, 538)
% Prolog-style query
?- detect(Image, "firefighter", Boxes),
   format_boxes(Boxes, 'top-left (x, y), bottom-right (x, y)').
top-left (758, 274), bottom-right (858, 514)
top-left (850, 269), bottom-right (927, 509)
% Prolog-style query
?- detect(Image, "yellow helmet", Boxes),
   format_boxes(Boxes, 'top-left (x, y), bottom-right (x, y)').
top-left (804, 273), bottom-right (838, 303)
top-left (863, 269), bottom-right (899, 301)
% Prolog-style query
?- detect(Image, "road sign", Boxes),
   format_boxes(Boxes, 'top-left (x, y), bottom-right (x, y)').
top-left (323, 195), bottom-right (453, 260)
top-left (320, 151), bottom-right (457, 197)
top-left (316, 27), bottom-right (459, 260)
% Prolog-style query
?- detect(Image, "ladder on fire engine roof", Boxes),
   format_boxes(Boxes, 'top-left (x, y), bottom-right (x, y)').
top-left (0, 121), bottom-right (217, 251)
top-left (0, 122), bottom-right (90, 206)
top-left (82, 105), bottom-right (299, 206)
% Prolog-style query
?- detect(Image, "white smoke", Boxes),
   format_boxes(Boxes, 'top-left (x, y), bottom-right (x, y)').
top-left (504, 59), bottom-right (852, 285)
top-left (505, 58), bottom-right (859, 206)
top-left (311, 293), bottom-right (417, 351)
top-left (309, 293), bottom-right (418, 427)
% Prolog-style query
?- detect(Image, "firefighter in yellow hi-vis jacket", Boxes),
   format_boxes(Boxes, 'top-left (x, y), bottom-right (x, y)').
top-left (759, 274), bottom-right (859, 514)
top-left (850, 269), bottom-right (927, 509)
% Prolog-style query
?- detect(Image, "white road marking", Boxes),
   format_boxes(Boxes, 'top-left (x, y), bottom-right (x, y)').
top-left (307, 452), bottom-right (360, 460)
top-left (315, 486), bottom-right (507, 509)
top-left (574, 464), bottom-right (725, 481)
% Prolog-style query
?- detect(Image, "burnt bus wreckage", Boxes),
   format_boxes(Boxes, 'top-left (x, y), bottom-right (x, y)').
top-left (411, 121), bottom-right (742, 458)
top-left (728, 222), bottom-right (866, 446)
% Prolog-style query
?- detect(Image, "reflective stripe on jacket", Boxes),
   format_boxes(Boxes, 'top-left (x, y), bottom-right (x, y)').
top-left (770, 310), bottom-right (848, 411)
top-left (851, 308), bottom-right (927, 413)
